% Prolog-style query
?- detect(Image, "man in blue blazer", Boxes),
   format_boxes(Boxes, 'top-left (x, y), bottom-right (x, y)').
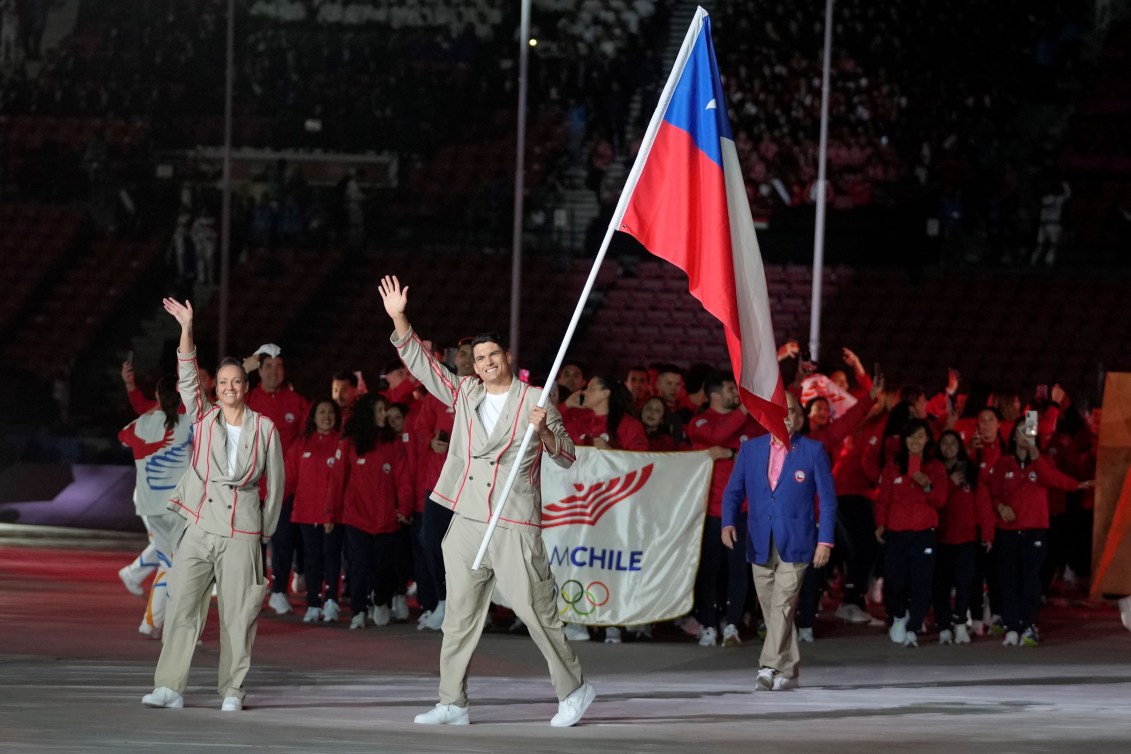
top-left (722, 391), bottom-right (836, 691)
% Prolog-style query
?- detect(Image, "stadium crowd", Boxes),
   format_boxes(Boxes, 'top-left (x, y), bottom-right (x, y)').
top-left (118, 333), bottom-right (1098, 651)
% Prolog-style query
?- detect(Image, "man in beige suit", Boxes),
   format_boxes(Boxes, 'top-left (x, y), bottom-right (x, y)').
top-left (141, 298), bottom-right (284, 712)
top-left (378, 275), bottom-right (596, 728)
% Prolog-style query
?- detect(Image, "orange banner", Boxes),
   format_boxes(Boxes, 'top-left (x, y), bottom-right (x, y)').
top-left (1091, 373), bottom-right (1131, 598)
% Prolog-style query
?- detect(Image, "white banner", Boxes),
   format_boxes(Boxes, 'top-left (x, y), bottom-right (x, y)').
top-left (541, 447), bottom-right (712, 626)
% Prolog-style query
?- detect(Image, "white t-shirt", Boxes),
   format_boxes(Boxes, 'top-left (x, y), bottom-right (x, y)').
top-left (225, 423), bottom-right (242, 473)
top-left (477, 391), bottom-right (509, 436)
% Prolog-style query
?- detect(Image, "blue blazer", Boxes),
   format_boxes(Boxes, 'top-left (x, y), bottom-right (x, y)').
top-left (721, 434), bottom-right (837, 566)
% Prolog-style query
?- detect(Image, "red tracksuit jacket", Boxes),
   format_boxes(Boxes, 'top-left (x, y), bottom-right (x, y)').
top-left (938, 465), bottom-right (980, 545)
top-left (284, 430), bottom-right (341, 525)
top-left (687, 407), bottom-right (764, 517)
top-left (335, 438), bottom-right (414, 535)
top-left (978, 453), bottom-right (1078, 543)
top-left (874, 457), bottom-right (949, 531)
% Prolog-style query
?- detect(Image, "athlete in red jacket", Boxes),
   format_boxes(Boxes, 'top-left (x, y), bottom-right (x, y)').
top-left (686, 372), bottom-right (764, 648)
top-left (932, 430), bottom-right (983, 645)
top-left (978, 424), bottom-right (1092, 646)
top-left (874, 419), bottom-right (948, 648)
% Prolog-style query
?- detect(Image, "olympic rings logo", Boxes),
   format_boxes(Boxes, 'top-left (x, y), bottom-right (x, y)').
top-left (556, 580), bottom-right (609, 616)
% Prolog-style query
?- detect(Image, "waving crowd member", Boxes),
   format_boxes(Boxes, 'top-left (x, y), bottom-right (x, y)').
top-left (142, 298), bottom-right (284, 713)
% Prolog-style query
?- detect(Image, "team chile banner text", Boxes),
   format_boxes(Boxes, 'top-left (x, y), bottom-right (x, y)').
top-left (540, 448), bottom-right (713, 626)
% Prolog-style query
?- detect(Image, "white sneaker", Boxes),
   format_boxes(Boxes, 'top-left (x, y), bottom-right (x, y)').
top-left (938, 629), bottom-right (954, 645)
top-left (371, 604), bottom-right (391, 626)
top-left (349, 612), bottom-right (367, 630)
top-left (290, 573), bottom-right (305, 594)
top-left (119, 567), bottom-right (146, 597)
top-left (302, 607), bottom-right (323, 623)
top-left (698, 626), bottom-right (718, 647)
top-left (414, 703), bottom-right (470, 725)
top-left (771, 675), bottom-right (799, 691)
top-left (868, 577), bottom-right (884, 605)
top-left (550, 681), bottom-right (596, 727)
top-left (422, 601), bottom-right (445, 631)
top-left (955, 624), bottom-right (972, 644)
top-left (406, 581), bottom-right (418, 598)
top-left (673, 614), bottom-right (702, 637)
top-left (391, 594), bottom-right (409, 622)
top-left (888, 614), bottom-right (908, 644)
top-left (798, 627), bottom-right (814, 643)
top-left (221, 696), bottom-right (242, 712)
top-left (267, 591), bottom-right (291, 616)
top-left (903, 631), bottom-right (918, 648)
top-left (1002, 630), bottom-right (1020, 646)
top-left (142, 687), bottom-right (184, 708)
top-left (835, 603), bottom-right (872, 624)
top-left (417, 609), bottom-right (432, 628)
top-left (971, 619), bottom-right (986, 636)
top-left (322, 599), bottom-right (341, 622)
top-left (138, 622), bottom-right (162, 640)
top-left (754, 667), bottom-right (775, 691)
top-left (1119, 596), bottom-right (1131, 632)
top-left (722, 623), bottom-right (742, 647)
top-left (564, 623), bottom-right (590, 641)
top-left (604, 627), bottom-right (622, 644)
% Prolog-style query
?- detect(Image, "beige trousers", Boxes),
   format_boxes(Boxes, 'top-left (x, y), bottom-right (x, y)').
top-left (154, 524), bottom-right (269, 700)
top-left (751, 540), bottom-right (809, 679)
top-left (438, 515), bottom-right (585, 707)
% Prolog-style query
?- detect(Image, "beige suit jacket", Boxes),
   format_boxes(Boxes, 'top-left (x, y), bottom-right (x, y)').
top-left (168, 349), bottom-right (284, 541)
top-left (391, 327), bottom-right (575, 529)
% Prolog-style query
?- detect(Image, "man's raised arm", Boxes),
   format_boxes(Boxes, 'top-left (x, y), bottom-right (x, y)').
top-left (379, 275), bottom-right (459, 406)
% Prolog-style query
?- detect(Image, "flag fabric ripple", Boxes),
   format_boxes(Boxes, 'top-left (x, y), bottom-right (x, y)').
top-left (618, 9), bottom-right (788, 444)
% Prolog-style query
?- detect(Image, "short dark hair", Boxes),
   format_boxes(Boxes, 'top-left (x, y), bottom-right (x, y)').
top-left (382, 358), bottom-right (407, 376)
top-left (703, 370), bottom-right (736, 397)
top-left (471, 331), bottom-right (507, 351)
top-left (332, 370), bottom-right (358, 387)
top-left (655, 363), bottom-right (682, 378)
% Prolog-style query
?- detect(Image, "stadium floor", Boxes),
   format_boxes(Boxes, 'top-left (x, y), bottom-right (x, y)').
top-left (1, 530), bottom-right (1129, 753)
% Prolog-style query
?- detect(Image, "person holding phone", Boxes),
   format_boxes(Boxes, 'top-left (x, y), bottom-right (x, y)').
top-left (979, 423), bottom-right (1093, 646)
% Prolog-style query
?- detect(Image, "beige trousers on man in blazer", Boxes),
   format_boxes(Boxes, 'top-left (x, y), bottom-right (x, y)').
top-left (752, 540), bottom-right (809, 680)
top-left (438, 515), bottom-right (584, 707)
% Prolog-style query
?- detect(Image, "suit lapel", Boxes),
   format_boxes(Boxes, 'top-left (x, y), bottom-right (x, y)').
top-left (481, 380), bottom-right (521, 452)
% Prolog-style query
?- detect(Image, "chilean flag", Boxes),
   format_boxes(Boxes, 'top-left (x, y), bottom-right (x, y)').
top-left (615, 7), bottom-right (788, 444)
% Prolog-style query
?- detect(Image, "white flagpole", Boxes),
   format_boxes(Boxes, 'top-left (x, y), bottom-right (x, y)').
top-left (472, 6), bottom-right (710, 570)
top-left (808, 0), bottom-right (834, 363)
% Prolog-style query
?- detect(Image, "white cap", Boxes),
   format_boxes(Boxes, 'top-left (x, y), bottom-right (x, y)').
top-left (254, 343), bottom-right (282, 358)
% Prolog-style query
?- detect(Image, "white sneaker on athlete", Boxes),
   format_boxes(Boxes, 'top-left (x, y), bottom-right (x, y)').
top-left (371, 604), bottom-right (391, 626)
top-left (888, 614), bottom-right (908, 644)
top-left (798, 627), bottom-right (814, 643)
top-left (138, 622), bottom-right (161, 640)
top-left (221, 696), bottom-right (242, 712)
top-left (267, 591), bottom-right (291, 616)
top-left (938, 629), bottom-right (954, 645)
top-left (1020, 627), bottom-right (1040, 647)
top-left (954, 624), bottom-right (972, 644)
top-left (119, 567), bottom-right (146, 597)
top-left (417, 610), bottom-right (432, 628)
top-left (903, 631), bottom-right (918, 648)
top-left (835, 603), bottom-right (872, 624)
top-left (414, 703), bottom-right (470, 725)
top-left (322, 599), bottom-right (341, 622)
top-left (550, 681), bottom-right (596, 727)
top-left (771, 675), bottom-right (799, 691)
top-left (604, 627), bottom-right (622, 644)
top-left (290, 573), bottom-right (305, 594)
top-left (564, 623), bottom-right (590, 642)
top-left (142, 687), bottom-right (183, 708)
top-left (698, 626), bottom-right (718, 647)
top-left (755, 667), bottom-right (775, 691)
top-left (349, 612), bottom-right (367, 630)
top-left (302, 607), bottom-right (323, 623)
top-left (422, 601), bottom-right (445, 631)
top-left (391, 594), bottom-right (410, 622)
top-left (1002, 630), bottom-right (1019, 646)
top-left (722, 623), bottom-right (742, 646)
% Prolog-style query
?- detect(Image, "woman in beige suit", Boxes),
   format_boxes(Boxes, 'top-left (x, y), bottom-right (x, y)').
top-left (142, 298), bottom-right (284, 712)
